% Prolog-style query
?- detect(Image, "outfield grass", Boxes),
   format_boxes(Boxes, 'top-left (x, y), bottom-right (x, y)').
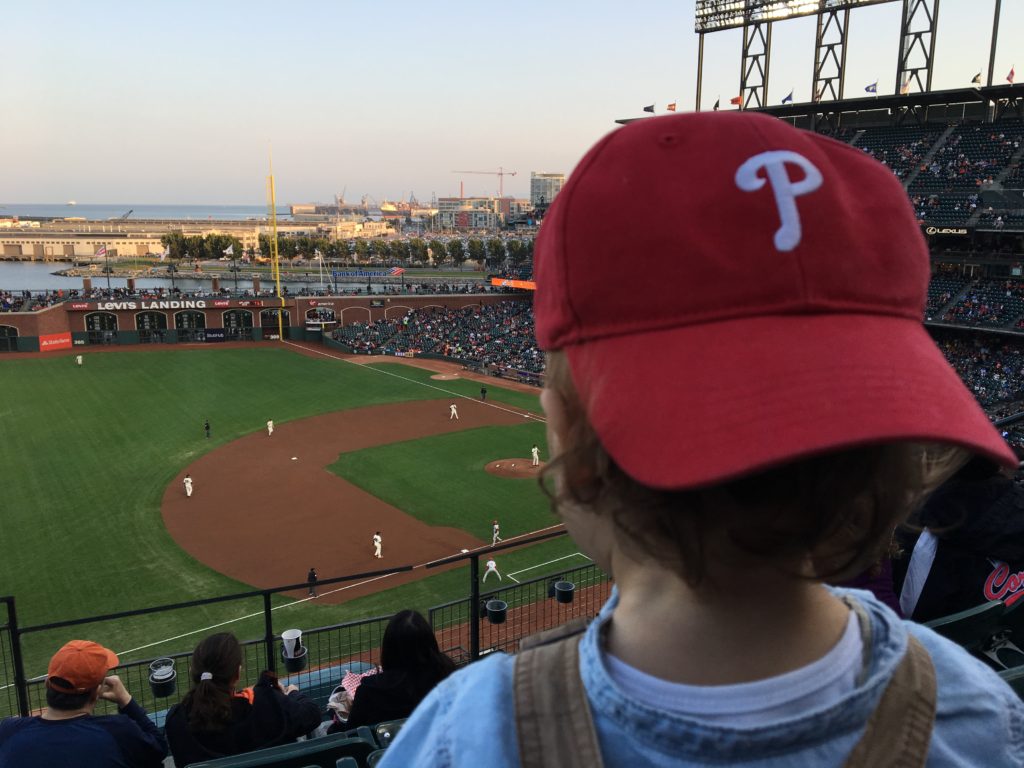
top-left (0, 347), bottom-right (558, 676)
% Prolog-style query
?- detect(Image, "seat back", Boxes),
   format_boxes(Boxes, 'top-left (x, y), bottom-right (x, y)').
top-left (187, 734), bottom-right (377, 768)
top-left (999, 665), bottom-right (1024, 701)
top-left (373, 718), bottom-right (407, 749)
top-left (924, 601), bottom-right (1005, 651)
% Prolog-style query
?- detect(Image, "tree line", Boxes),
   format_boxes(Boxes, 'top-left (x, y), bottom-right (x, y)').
top-left (160, 233), bottom-right (533, 270)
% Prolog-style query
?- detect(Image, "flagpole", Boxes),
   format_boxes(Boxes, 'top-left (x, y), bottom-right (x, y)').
top-left (987, 0), bottom-right (1001, 88)
top-left (104, 243), bottom-right (111, 295)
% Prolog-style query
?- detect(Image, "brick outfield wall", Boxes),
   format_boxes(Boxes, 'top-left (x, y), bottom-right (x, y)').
top-left (0, 293), bottom-right (531, 339)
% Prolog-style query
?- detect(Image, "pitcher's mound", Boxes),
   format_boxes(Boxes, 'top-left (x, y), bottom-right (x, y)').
top-left (486, 458), bottom-right (543, 478)
top-left (431, 374), bottom-right (460, 380)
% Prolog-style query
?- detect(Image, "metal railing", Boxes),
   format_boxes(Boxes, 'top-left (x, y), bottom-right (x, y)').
top-left (0, 530), bottom-right (610, 722)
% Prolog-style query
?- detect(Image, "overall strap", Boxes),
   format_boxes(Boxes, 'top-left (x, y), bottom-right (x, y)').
top-left (514, 618), bottom-right (603, 768)
top-left (842, 633), bottom-right (937, 768)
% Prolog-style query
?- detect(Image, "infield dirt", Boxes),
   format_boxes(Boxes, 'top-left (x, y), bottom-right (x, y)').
top-left (162, 397), bottom-right (537, 604)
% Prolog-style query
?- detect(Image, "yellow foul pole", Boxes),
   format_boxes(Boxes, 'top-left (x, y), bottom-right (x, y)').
top-left (267, 154), bottom-right (284, 340)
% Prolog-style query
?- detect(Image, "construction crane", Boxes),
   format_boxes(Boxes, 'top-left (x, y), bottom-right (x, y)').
top-left (452, 167), bottom-right (518, 197)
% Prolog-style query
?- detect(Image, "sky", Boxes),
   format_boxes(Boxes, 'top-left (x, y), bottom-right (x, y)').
top-left (1, 0), bottom-right (1020, 205)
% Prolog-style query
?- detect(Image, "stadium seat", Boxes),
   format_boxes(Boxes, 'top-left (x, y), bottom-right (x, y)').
top-left (336, 759), bottom-right (361, 768)
top-left (924, 601), bottom-right (1005, 652)
top-left (999, 665), bottom-right (1024, 700)
top-left (186, 733), bottom-right (377, 768)
top-left (373, 718), bottom-right (407, 748)
top-left (366, 751), bottom-right (387, 768)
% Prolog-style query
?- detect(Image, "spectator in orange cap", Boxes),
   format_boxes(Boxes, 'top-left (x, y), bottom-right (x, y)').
top-left (0, 639), bottom-right (167, 767)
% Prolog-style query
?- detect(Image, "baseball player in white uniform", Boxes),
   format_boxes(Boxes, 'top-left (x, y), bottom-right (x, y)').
top-left (75, 355), bottom-right (83, 367)
top-left (373, 531), bottom-right (383, 559)
top-left (266, 419), bottom-right (274, 437)
top-left (183, 474), bottom-right (193, 498)
top-left (483, 558), bottom-right (502, 582)
top-left (449, 403), bottom-right (459, 420)
top-left (492, 520), bottom-right (502, 546)
top-left (531, 444), bottom-right (540, 467)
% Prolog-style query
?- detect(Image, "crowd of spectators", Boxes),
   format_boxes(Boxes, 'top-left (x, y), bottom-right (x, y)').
top-left (855, 126), bottom-right (943, 181)
top-left (0, 280), bottom-right (521, 311)
top-left (932, 330), bottom-right (1024, 415)
top-left (0, 289), bottom-right (68, 312)
top-left (911, 122), bottom-right (1023, 193)
top-left (334, 301), bottom-right (543, 375)
top-left (0, 610), bottom-right (454, 767)
top-left (941, 279), bottom-right (1024, 327)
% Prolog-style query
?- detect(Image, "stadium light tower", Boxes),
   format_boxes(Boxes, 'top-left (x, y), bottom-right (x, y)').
top-left (693, 0), bottom-right (952, 110)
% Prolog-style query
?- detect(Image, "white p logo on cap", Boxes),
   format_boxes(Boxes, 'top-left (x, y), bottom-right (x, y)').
top-left (735, 150), bottom-right (823, 252)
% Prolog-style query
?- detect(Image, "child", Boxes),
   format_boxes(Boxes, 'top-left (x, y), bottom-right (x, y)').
top-left (381, 113), bottom-right (1024, 765)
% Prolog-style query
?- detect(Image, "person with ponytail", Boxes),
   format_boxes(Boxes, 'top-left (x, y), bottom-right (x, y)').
top-left (164, 632), bottom-right (320, 766)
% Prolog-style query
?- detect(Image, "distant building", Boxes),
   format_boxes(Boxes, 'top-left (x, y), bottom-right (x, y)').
top-left (530, 172), bottom-right (564, 207)
top-left (435, 197), bottom-right (531, 230)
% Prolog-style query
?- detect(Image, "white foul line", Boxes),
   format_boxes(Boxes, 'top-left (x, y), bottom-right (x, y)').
top-left (506, 552), bottom-right (591, 583)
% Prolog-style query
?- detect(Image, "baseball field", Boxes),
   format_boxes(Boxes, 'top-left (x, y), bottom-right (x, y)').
top-left (0, 342), bottom-right (578, 678)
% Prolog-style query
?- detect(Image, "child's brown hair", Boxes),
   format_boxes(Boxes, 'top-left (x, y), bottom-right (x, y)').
top-left (540, 350), bottom-right (967, 586)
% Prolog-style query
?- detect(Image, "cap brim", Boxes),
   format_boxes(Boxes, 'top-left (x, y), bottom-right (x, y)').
top-left (565, 314), bottom-right (1017, 489)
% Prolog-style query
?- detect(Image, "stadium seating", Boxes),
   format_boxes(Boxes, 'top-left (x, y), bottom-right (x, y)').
top-left (372, 718), bottom-right (406, 749)
top-left (999, 665), bottom-right (1024, 700)
top-left (854, 125), bottom-right (944, 181)
top-left (943, 279), bottom-right (1024, 327)
top-left (924, 601), bottom-right (1005, 654)
top-left (332, 303), bottom-right (544, 375)
top-left (925, 274), bottom-right (970, 318)
top-left (186, 733), bottom-right (377, 768)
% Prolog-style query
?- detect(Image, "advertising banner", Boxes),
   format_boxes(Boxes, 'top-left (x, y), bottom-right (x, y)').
top-left (69, 303), bottom-right (91, 310)
top-left (213, 299), bottom-right (230, 308)
top-left (490, 278), bottom-right (537, 290)
top-left (40, 332), bottom-right (72, 352)
top-left (205, 329), bottom-right (226, 342)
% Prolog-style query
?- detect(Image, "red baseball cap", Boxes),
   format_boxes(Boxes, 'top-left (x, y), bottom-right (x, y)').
top-left (46, 640), bottom-right (119, 694)
top-left (534, 112), bottom-right (1016, 489)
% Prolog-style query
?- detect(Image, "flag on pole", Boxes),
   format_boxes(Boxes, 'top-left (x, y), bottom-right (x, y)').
top-left (1009, 66), bottom-right (1016, 85)
top-left (713, 97), bottom-right (720, 111)
top-left (729, 95), bottom-right (742, 106)
top-left (666, 102), bottom-right (677, 112)
top-left (865, 81), bottom-right (878, 94)
top-left (971, 72), bottom-right (982, 85)
top-left (900, 78), bottom-right (910, 95)
top-left (223, 244), bottom-right (234, 256)
top-left (642, 104), bottom-right (655, 113)
top-left (95, 245), bottom-right (107, 258)
top-left (781, 90), bottom-right (793, 105)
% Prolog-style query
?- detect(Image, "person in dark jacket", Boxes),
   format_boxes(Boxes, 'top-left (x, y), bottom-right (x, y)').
top-left (894, 456), bottom-right (1024, 621)
top-left (0, 639), bottom-right (166, 768)
top-left (332, 610), bottom-right (454, 730)
top-left (164, 632), bottom-right (320, 766)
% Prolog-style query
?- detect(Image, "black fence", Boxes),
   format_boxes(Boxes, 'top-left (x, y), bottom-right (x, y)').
top-left (0, 530), bottom-right (610, 722)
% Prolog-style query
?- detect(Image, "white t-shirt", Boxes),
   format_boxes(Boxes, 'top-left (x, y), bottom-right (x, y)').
top-left (486, 560), bottom-right (497, 570)
top-left (604, 611), bottom-right (862, 728)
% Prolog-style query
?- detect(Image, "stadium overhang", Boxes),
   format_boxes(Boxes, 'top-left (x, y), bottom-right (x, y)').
top-left (694, 0), bottom-right (897, 34)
